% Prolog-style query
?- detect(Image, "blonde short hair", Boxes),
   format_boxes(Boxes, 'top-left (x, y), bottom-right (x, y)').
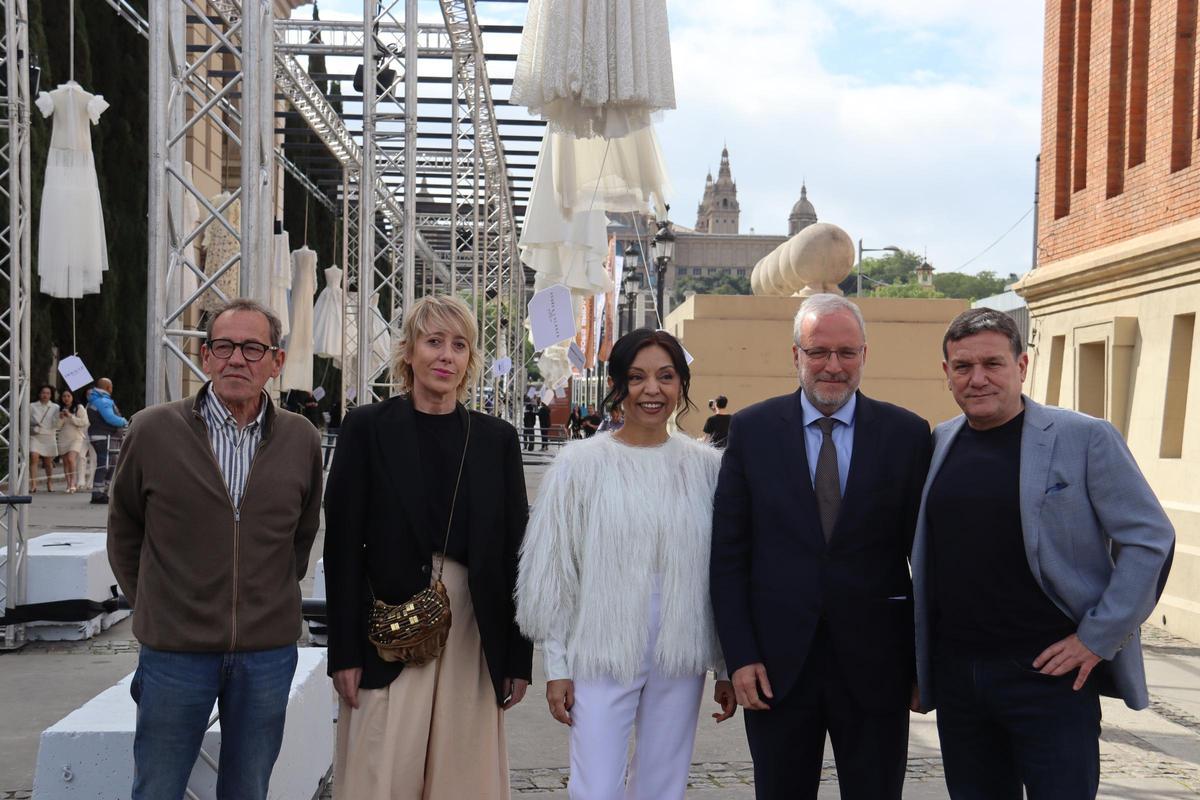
top-left (392, 295), bottom-right (482, 402)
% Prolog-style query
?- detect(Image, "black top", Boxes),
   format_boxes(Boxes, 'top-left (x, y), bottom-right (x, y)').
top-left (412, 409), bottom-right (470, 563)
top-left (703, 413), bottom-right (731, 448)
top-left (927, 412), bottom-right (1076, 657)
top-left (323, 397), bottom-right (533, 701)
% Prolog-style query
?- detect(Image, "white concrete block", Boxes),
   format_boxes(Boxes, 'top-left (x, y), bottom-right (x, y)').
top-left (0, 531), bottom-right (129, 641)
top-left (33, 648), bottom-right (333, 800)
top-left (308, 558), bottom-right (327, 646)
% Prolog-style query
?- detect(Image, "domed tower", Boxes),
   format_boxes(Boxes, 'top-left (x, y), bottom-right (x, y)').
top-left (695, 171), bottom-right (715, 233)
top-left (788, 183), bottom-right (818, 236)
top-left (696, 146), bottom-right (740, 234)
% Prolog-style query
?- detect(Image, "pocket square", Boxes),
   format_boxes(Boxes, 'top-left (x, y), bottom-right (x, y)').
top-left (1045, 481), bottom-right (1069, 494)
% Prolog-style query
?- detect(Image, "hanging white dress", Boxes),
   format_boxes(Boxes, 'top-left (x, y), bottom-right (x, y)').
top-left (338, 292), bottom-right (392, 393)
top-left (270, 231), bottom-right (292, 339)
top-left (180, 163), bottom-right (202, 302)
top-left (312, 265), bottom-right (344, 359)
top-left (511, 0), bottom-right (675, 138)
top-left (36, 82), bottom-right (109, 298)
top-left (200, 193), bottom-right (241, 312)
top-left (281, 246), bottom-right (317, 392)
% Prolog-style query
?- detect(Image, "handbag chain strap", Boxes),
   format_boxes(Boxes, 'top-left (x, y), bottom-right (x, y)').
top-left (433, 410), bottom-right (471, 584)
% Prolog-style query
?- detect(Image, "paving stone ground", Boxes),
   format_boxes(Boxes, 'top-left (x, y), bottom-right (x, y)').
top-left (7, 467), bottom-right (1200, 799)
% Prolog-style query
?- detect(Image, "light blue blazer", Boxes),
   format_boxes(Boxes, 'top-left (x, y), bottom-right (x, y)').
top-left (913, 397), bottom-right (1175, 711)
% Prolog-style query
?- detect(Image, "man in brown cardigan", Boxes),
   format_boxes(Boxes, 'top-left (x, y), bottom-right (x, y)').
top-left (107, 298), bottom-right (323, 800)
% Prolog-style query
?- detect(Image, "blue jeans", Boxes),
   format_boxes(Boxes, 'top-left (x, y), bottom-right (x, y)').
top-left (934, 650), bottom-right (1101, 800)
top-left (130, 644), bottom-right (298, 800)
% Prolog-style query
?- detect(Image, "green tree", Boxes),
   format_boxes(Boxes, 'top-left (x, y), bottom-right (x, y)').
top-left (671, 272), bottom-right (752, 305)
top-left (932, 270), bottom-right (1010, 300)
top-left (838, 250), bottom-right (924, 295)
top-left (871, 283), bottom-right (945, 299)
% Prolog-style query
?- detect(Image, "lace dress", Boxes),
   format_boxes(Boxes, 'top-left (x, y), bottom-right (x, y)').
top-left (36, 82), bottom-right (109, 298)
top-left (200, 193), bottom-right (241, 312)
top-left (511, 0), bottom-right (676, 138)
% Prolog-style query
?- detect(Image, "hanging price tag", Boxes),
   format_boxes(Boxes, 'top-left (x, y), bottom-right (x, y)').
top-left (58, 355), bottom-right (94, 392)
top-left (528, 284), bottom-right (575, 351)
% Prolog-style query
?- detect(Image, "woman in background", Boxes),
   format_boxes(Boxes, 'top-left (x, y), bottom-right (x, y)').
top-left (29, 384), bottom-right (61, 492)
top-left (56, 388), bottom-right (89, 493)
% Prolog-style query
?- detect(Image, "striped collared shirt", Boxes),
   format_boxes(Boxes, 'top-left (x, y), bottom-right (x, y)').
top-left (200, 382), bottom-right (267, 510)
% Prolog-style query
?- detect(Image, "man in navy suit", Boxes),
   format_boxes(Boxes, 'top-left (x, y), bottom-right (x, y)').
top-left (711, 293), bottom-right (932, 799)
top-left (913, 308), bottom-right (1174, 799)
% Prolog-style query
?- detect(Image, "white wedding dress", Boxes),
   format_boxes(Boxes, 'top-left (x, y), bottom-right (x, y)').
top-left (312, 265), bottom-right (344, 359)
top-left (281, 246), bottom-right (317, 392)
top-left (270, 231), bottom-right (292, 339)
top-left (512, 0), bottom-right (676, 138)
top-left (36, 82), bottom-right (109, 298)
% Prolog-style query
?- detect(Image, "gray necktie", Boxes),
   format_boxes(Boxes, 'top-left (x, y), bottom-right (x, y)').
top-left (814, 417), bottom-right (840, 542)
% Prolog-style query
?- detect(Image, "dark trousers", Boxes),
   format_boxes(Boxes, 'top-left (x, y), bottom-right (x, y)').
top-left (934, 649), bottom-right (1101, 800)
top-left (744, 626), bottom-right (909, 800)
top-left (522, 414), bottom-right (536, 450)
top-left (91, 437), bottom-right (113, 497)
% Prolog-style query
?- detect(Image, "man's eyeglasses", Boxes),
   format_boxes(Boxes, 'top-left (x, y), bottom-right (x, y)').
top-left (206, 338), bottom-right (279, 362)
top-left (797, 346), bottom-right (864, 363)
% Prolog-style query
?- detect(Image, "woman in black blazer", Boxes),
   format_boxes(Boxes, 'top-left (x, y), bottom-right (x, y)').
top-left (323, 294), bottom-right (533, 800)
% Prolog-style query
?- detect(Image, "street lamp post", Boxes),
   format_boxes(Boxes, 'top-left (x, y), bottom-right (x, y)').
top-left (622, 242), bottom-right (642, 336)
top-left (856, 239), bottom-right (902, 297)
top-left (652, 210), bottom-right (676, 325)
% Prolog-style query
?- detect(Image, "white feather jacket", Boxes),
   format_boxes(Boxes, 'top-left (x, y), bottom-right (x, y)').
top-left (516, 432), bottom-right (725, 684)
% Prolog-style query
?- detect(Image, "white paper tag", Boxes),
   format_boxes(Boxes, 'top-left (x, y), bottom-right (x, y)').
top-left (58, 355), bottom-right (94, 392)
top-left (492, 356), bottom-right (513, 377)
top-left (541, 388), bottom-right (555, 405)
top-left (312, 386), bottom-right (327, 401)
top-left (555, 388), bottom-right (566, 398)
top-left (682, 345), bottom-right (694, 366)
top-left (346, 387), bottom-right (357, 402)
top-left (567, 341), bottom-right (585, 371)
top-left (528, 284), bottom-right (576, 351)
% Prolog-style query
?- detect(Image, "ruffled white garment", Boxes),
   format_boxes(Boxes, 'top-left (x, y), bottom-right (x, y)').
top-left (312, 265), bottom-right (344, 358)
top-left (512, 0), bottom-right (676, 139)
top-left (519, 126), bottom-right (669, 296)
top-left (338, 292), bottom-right (392, 391)
top-left (36, 82), bottom-right (109, 298)
top-left (270, 231), bottom-right (292, 339)
top-left (281, 246), bottom-right (316, 392)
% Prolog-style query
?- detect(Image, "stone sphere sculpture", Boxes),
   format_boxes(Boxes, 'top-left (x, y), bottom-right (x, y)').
top-left (751, 222), bottom-right (855, 297)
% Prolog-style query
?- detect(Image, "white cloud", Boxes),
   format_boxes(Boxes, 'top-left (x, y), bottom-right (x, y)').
top-left (660, 0), bottom-right (1043, 275)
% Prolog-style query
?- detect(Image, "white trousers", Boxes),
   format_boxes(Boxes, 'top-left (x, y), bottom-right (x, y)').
top-left (567, 582), bottom-right (705, 800)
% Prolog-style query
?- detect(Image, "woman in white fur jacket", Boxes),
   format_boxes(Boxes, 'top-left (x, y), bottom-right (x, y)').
top-left (517, 329), bottom-right (736, 800)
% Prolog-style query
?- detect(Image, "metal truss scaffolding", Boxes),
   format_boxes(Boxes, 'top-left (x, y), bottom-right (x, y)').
top-left (0, 0), bottom-right (31, 650)
top-left (143, 0), bottom-right (537, 422)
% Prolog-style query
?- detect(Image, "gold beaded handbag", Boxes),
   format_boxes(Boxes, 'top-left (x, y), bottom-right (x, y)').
top-left (367, 413), bottom-right (471, 665)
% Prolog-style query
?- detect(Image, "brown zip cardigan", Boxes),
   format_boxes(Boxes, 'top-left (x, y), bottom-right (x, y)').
top-left (107, 388), bottom-right (323, 652)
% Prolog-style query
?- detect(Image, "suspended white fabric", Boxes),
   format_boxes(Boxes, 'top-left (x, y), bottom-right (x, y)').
top-left (281, 246), bottom-right (317, 392)
top-left (512, 0), bottom-right (675, 139)
top-left (36, 82), bottom-right (109, 298)
top-left (338, 292), bottom-right (392, 391)
top-left (270, 231), bottom-right (292, 339)
top-left (312, 265), bottom-right (344, 359)
top-left (519, 126), bottom-right (669, 298)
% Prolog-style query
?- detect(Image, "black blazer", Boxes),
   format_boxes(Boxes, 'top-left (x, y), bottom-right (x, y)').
top-left (710, 390), bottom-right (932, 711)
top-left (322, 396), bottom-right (534, 703)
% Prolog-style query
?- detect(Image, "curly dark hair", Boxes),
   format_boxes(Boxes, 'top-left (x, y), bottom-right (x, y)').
top-left (601, 328), bottom-right (696, 421)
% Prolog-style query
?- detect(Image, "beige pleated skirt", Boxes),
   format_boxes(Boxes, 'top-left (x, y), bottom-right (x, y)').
top-left (334, 558), bottom-right (509, 800)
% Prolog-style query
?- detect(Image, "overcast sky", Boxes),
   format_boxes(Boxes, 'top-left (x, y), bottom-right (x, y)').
top-left (317, 0), bottom-right (1045, 277)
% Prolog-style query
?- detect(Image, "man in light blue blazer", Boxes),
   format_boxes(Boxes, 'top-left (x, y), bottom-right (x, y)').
top-left (912, 308), bottom-right (1174, 800)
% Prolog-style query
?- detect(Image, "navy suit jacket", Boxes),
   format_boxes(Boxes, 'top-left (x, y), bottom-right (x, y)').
top-left (710, 390), bottom-right (931, 710)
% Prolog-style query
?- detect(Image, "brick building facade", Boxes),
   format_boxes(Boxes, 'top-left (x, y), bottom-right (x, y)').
top-left (1018, 0), bottom-right (1200, 641)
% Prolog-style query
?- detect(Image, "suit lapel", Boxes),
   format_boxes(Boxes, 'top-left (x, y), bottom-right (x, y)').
top-left (834, 392), bottom-right (880, 542)
top-left (1019, 398), bottom-right (1055, 588)
top-left (378, 396), bottom-right (434, 549)
top-left (780, 390), bottom-right (822, 543)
